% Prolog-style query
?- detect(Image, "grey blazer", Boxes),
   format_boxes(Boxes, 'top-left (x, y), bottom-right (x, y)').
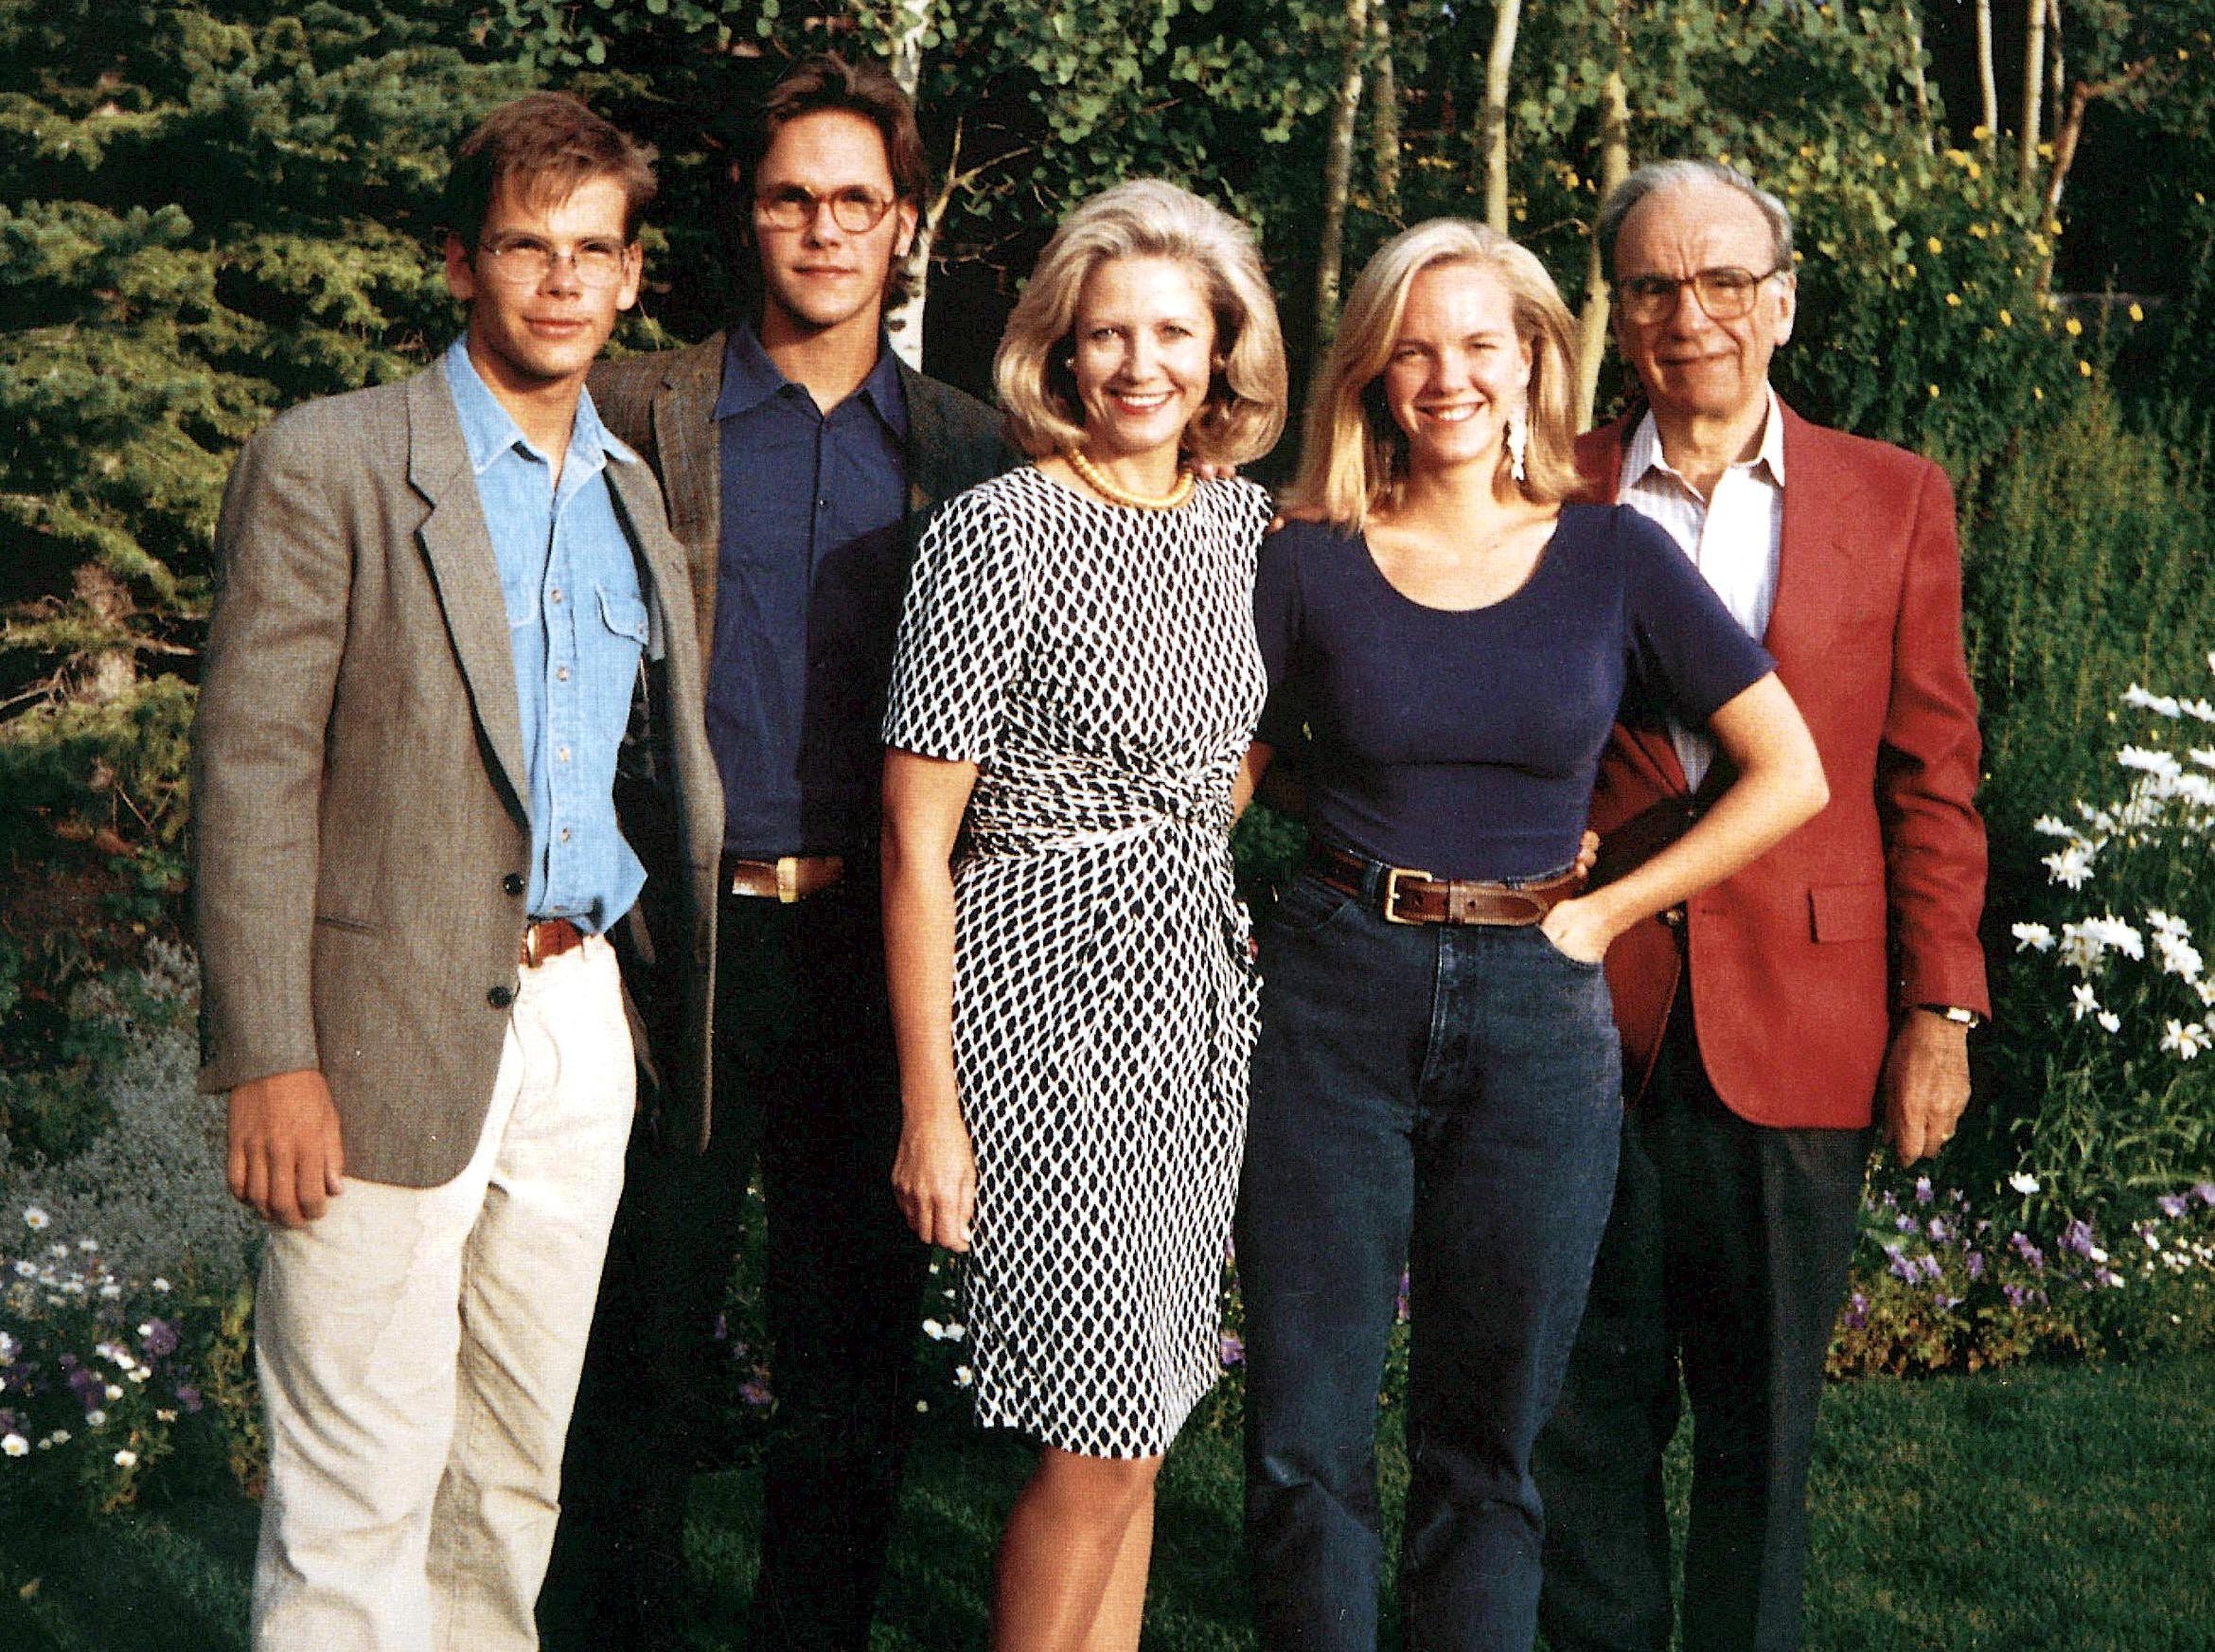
top-left (190, 361), bottom-right (724, 1188)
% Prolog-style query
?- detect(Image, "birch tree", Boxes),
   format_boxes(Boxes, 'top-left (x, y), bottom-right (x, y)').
top-left (1481, 0), bottom-right (1524, 232)
top-left (1314, 0), bottom-right (1372, 337)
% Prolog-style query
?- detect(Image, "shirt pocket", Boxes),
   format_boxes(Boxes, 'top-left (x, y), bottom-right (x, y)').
top-left (597, 586), bottom-right (652, 647)
top-left (1808, 880), bottom-right (1887, 944)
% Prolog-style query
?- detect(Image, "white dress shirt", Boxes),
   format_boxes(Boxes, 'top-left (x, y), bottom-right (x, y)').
top-left (1617, 387), bottom-right (1786, 790)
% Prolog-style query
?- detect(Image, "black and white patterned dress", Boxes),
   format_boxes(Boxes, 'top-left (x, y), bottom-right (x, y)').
top-left (883, 465), bottom-right (1270, 1457)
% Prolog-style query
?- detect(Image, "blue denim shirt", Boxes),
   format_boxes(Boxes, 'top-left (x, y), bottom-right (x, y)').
top-left (710, 323), bottom-right (909, 856)
top-left (444, 335), bottom-right (647, 933)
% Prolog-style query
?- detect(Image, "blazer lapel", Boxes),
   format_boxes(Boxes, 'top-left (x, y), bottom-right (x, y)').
top-left (649, 336), bottom-right (725, 653)
top-left (1763, 401), bottom-right (1862, 668)
top-left (407, 366), bottom-right (529, 814)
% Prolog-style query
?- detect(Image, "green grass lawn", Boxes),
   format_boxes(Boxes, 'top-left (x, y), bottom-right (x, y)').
top-left (5, 1357), bottom-right (2213, 1650)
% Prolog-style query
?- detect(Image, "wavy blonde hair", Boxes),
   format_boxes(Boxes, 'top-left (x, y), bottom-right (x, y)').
top-left (996, 180), bottom-right (1287, 467)
top-left (1285, 220), bottom-right (1581, 530)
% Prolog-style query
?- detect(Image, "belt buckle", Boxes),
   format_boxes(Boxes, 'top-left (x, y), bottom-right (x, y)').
top-left (775, 855), bottom-right (799, 904)
top-left (522, 921), bottom-right (549, 968)
top-left (1380, 863), bottom-right (1433, 925)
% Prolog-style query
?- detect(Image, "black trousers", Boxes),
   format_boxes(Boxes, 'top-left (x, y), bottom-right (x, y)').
top-left (541, 879), bottom-right (929, 1652)
top-left (1532, 990), bottom-right (1870, 1652)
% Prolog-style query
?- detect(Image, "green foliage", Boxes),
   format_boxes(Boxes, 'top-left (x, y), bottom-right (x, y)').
top-left (1976, 668), bottom-right (2215, 1216)
top-left (1958, 391), bottom-right (2215, 846)
top-left (1831, 1179), bottom-right (2215, 1379)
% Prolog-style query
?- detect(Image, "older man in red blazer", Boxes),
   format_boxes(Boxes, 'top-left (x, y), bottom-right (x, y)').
top-left (1533, 161), bottom-right (1990, 1652)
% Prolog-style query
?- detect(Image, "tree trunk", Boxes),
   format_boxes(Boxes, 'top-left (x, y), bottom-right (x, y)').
top-left (2018, 0), bottom-right (2047, 192)
top-left (1975, 0), bottom-right (1999, 143)
top-left (2046, 0), bottom-right (2066, 184)
top-left (1313, 0), bottom-right (1371, 339)
top-left (1369, 6), bottom-right (1401, 221)
top-left (1574, 63), bottom-right (1630, 430)
top-left (1482, 0), bottom-right (1524, 232)
top-left (880, 0), bottom-right (934, 368)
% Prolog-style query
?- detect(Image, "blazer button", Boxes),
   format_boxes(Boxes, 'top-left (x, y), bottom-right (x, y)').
top-left (487, 984), bottom-right (515, 1009)
top-left (502, 873), bottom-right (524, 897)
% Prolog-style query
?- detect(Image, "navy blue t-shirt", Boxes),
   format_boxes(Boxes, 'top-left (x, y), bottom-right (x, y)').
top-left (1253, 505), bottom-right (1774, 882)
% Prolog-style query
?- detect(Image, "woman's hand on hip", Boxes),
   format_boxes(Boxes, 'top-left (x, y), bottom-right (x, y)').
top-left (1539, 893), bottom-right (1617, 965)
top-left (894, 1108), bottom-right (978, 1253)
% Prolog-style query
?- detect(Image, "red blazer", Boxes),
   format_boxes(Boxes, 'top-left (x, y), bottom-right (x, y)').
top-left (1582, 400), bottom-right (1990, 1129)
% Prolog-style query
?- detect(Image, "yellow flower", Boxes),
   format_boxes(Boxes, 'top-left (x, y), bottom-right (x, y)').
top-left (2047, 219), bottom-right (2063, 235)
top-left (2080, 360), bottom-right (2093, 377)
top-left (1945, 293), bottom-right (1962, 307)
top-left (1926, 236), bottom-right (1943, 255)
top-left (1967, 159), bottom-right (1981, 180)
top-left (1998, 308), bottom-right (2013, 327)
top-left (2129, 302), bottom-right (2145, 323)
top-left (1972, 124), bottom-right (1991, 142)
top-left (2033, 385), bottom-right (2045, 400)
top-left (1928, 383), bottom-right (1941, 399)
top-left (2064, 316), bottom-right (2083, 336)
top-left (1970, 222), bottom-right (1989, 240)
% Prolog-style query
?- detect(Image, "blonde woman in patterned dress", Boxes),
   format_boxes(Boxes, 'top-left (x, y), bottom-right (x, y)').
top-left (879, 179), bottom-right (1285, 1651)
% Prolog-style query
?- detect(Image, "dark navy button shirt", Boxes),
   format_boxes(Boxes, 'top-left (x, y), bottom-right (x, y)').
top-left (444, 335), bottom-right (647, 933)
top-left (1254, 505), bottom-right (1774, 882)
top-left (711, 324), bottom-right (910, 856)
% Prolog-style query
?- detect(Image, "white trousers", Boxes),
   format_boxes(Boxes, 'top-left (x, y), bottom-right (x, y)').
top-left (250, 936), bottom-right (634, 1652)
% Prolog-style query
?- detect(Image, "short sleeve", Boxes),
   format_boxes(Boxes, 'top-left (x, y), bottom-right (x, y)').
top-left (1620, 508), bottom-right (1775, 725)
top-left (1251, 520), bottom-right (1313, 751)
top-left (882, 484), bottom-right (1028, 765)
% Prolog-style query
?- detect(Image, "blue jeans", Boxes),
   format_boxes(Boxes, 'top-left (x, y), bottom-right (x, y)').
top-left (1238, 869), bottom-right (1624, 1652)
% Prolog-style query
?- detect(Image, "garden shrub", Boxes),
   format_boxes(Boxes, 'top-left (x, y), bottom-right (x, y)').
top-left (1980, 663), bottom-right (2215, 1218)
top-left (0, 942), bottom-right (258, 1288)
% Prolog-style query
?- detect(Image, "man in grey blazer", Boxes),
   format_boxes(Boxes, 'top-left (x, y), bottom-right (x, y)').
top-left (542, 53), bottom-right (1009, 1652)
top-left (191, 94), bottom-right (721, 1652)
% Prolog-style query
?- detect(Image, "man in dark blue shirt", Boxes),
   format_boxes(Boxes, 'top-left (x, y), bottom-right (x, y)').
top-left (541, 53), bottom-right (1009, 1652)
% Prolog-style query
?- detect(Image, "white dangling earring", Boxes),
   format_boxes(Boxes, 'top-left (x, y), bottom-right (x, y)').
top-left (1505, 408), bottom-right (1529, 486)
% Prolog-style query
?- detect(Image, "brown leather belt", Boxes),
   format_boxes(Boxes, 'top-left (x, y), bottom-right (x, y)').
top-left (724, 853), bottom-right (846, 903)
top-left (1309, 844), bottom-right (1585, 928)
top-left (520, 917), bottom-right (588, 968)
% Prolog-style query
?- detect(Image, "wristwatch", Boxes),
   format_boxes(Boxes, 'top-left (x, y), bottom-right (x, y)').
top-left (1923, 1004), bottom-right (1982, 1029)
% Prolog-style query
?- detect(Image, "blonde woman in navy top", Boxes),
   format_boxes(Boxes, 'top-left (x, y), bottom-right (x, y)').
top-left (1234, 221), bottom-right (1829, 1652)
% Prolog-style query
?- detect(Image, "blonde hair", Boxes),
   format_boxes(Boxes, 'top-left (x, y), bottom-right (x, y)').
top-left (1285, 219), bottom-right (1581, 530)
top-left (995, 180), bottom-right (1287, 467)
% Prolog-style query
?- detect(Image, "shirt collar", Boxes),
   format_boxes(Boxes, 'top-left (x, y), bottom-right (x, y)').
top-left (442, 334), bottom-right (638, 480)
top-left (713, 321), bottom-right (910, 440)
top-left (1623, 384), bottom-right (1785, 492)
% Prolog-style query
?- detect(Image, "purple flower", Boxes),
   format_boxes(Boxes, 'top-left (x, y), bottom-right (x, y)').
top-left (1894, 1214), bottom-right (1918, 1234)
top-left (1933, 1293), bottom-right (1963, 1310)
top-left (173, 1383), bottom-right (203, 1413)
top-left (1841, 1290), bottom-right (1870, 1330)
top-left (1886, 1244), bottom-right (1918, 1283)
top-left (66, 1364), bottom-right (101, 1407)
top-left (2193, 1183), bottom-right (2215, 1206)
top-left (1915, 1254), bottom-right (1946, 1285)
top-left (1927, 1217), bottom-right (1952, 1243)
top-left (2060, 1219), bottom-right (2098, 1259)
top-left (1914, 1177), bottom-right (1934, 1205)
top-left (2002, 1283), bottom-right (2029, 1308)
top-left (1218, 1332), bottom-right (1246, 1368)
top-left (2159, 1194), bottom-right (2190, 1219)
top-left (2009, 1232), bottom-right (2047, 1270)
top-left (712, 1312), bottom-right (729, 1342)
top-left (138, 1317), bottom-right (179, 1358)
top-left (738, 1379), bottom-right (774, 1409)
top-left (1965, 1251), bottom-right (1986, 1280)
